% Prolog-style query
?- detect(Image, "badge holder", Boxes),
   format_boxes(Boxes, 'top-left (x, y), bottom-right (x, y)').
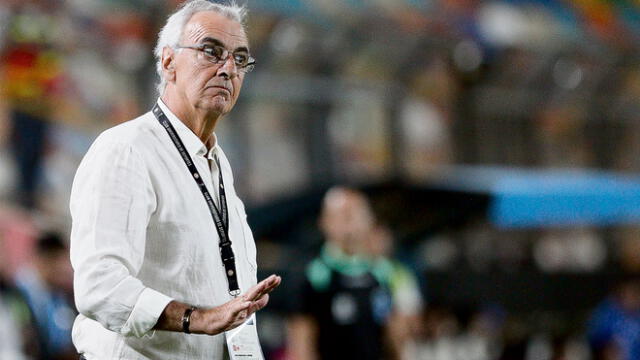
top-left (225, 314), bottom-right (264, 360)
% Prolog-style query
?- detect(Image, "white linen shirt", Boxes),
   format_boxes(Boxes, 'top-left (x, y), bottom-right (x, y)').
top-left (70, 100), bottom-right (258, 360)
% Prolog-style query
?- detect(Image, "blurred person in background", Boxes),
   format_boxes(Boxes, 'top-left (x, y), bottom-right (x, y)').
top-left (0, 231), bottom-right (39, 359)
top-left (365, 224), bottom-right (424, 360)
top-left (0, 0), bottom-right (67, 209)
top-left (14, 231), bottom-right (76, 360)
top-left (587, 278), bottom-right (640, 360)
top-left (69, 1), bottom-right (280, 359)
top-left (287, 187), bottom-right (398, 360)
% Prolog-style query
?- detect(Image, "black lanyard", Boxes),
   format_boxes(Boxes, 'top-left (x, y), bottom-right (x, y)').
top-left (152, 104), bottom-right (240, 297)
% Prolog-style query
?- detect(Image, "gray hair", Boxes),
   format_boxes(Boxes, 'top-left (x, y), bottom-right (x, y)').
top-left (154, 0), bottom-right (247, 95)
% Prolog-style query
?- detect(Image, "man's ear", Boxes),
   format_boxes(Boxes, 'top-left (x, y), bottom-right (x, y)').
top-left (162, 47), bottom-right (176, 83)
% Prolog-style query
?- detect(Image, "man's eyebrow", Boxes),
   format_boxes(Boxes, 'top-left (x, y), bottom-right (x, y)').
top-left (200, 37), bottom-right (249, 53)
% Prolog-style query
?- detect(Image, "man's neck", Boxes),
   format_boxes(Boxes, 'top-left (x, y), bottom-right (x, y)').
top-left (161, 92), bottom-right (220, 147)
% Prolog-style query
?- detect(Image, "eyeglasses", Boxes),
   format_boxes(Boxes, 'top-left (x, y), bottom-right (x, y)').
top-left (177, 43), bottom-right (256, 74)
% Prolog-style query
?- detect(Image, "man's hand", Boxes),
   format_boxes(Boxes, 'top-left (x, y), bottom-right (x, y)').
top-left (193, 274), bottom-right (281, 335)
top-left (156, 274), bottom-right (282, 335)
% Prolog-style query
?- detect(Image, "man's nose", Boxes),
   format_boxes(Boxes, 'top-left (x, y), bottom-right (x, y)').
top-left (217, 56), bottom-right (238, 80)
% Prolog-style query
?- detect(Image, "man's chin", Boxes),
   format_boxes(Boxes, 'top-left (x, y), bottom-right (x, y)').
top-left (199, 97), bottom-right (229, 116)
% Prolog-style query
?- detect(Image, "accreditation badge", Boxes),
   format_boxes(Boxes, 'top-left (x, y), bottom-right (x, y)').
top-left (225, 314), bottom-right (264, 360)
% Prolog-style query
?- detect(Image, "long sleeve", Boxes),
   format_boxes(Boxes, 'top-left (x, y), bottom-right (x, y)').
top-left (70, 135), bottom-right (172, 338)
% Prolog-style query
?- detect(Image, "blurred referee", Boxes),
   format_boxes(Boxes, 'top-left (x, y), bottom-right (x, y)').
top-left (69, 1), bottom-right (280, 359)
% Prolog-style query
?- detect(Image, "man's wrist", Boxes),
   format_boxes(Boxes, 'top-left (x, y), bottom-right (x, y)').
top-left (153, 301), bottom-right (230, 336)
top-left (155, 301), bottom-right (201, 333)
top-left (182, 306), bottom-right (197, 334)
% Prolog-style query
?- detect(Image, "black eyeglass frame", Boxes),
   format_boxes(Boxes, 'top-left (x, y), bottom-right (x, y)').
top-left (176, 43), bottom-right (256, 74)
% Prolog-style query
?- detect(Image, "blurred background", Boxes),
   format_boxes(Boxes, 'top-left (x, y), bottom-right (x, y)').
top-left (3, 0), bottom-right (640, 359)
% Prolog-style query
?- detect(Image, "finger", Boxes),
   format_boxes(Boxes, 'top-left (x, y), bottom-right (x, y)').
top-left (232, 298), bottom-right (252, 314)
top-left (254, 294), bottom-right (269, 311)
top-left (262, 274), bottom-right (280, 289)
top-left (244, 275), bottom-right (278, 301)
top-left (268, 275), bottom-right (282, 289)
top-left (243, 281), bottom-right (268, 302)
top-left (257, 275), bottom-right (281, 295)
top-left (247, 294), bottom-right (269, 315)
top-left (251, 286), bottom-right (274, 305)
top-left (261, 274), bottom-right (279, 286)
top-left (258, 276), bottom-right (281, 298)
top-left (263, 274), bottom-right (280, 287)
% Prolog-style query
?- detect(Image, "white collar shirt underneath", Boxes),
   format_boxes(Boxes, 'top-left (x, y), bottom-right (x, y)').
top-left (69, 99), bottom-right (258, 360)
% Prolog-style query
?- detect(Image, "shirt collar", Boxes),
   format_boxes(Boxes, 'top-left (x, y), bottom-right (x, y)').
top-left (321, 243), bottom-right (371, 276)
top-left (156, 99), bottom-right (219, 158)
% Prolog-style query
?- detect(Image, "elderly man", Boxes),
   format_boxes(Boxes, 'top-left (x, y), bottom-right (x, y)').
top-left (70, 1), bottom-right (280, 359)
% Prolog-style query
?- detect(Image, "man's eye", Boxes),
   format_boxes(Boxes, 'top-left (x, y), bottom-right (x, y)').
top-left (234, 53), bottom-right (248, 66)
top-left (203, 46), bottom-right (225, 59)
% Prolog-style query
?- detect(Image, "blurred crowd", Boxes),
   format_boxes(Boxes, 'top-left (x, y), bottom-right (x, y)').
top-left (4, 0), bottom-right (640, 209)
top-left (3, 0), bottom-right (640, 359)
top-left (0, 230), bottom-right (75, 360)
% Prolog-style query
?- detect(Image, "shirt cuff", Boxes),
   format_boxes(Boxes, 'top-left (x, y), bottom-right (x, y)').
top-left (121, 288), bottom-right (173, 338)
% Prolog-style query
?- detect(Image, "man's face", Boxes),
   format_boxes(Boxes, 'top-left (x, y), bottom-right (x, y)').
top-left (171, 11), bottom-right (248, 117)
top-left (320, 191), bottom-right (374, 255)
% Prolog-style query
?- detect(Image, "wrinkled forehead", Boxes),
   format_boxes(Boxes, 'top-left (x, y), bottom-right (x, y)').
top-left (182, 10), bottom-right (248, 50)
